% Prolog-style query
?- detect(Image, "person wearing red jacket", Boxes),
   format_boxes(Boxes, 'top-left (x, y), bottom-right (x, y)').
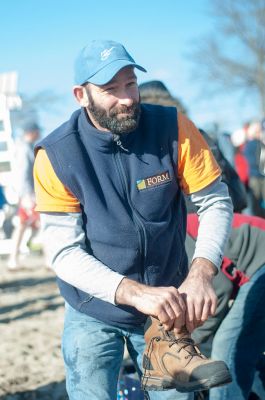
top-left (186, 213), bottom-right (265, 400)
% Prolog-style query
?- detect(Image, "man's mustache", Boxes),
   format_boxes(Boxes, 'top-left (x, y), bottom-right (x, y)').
top-left (110, 103), bottom-right (139, 117)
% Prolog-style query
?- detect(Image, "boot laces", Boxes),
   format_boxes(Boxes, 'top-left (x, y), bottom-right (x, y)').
top-left (166, 334), bottom-right (203, 359)
top-left (142, 332), bottom-right (203, 390)
top-left (142, 335), bottom-right (161, 390)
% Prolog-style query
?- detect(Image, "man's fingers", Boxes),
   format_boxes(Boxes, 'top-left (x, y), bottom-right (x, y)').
top-left (195, 292), bottom-right (217, 326)
top-left (173, 317), bottom-right (185, 331)
top-left (185, 299), bottom-right (195, 332)
top-left (157, 303), bottom-right (176, 325)
top-left (194, 298), bottom-right (204, 322)
top-left (175, 293), bottom-right (186, 313)
top-left (170, 294), bottom-right (186, 326)
top-left (163, 319), bottom-right (175, 331)
top-left (201, 299), bottom-right (211, 322)
top-left (210, 295), bottom-right (217, 316)
top-left (158, 302), bottom-right (182, 324)
top-left (156, 291), bottom-right (186, 331)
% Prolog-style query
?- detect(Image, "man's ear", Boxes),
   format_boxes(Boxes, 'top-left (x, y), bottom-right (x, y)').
top-left (73, 85), bottom-right (89, 107)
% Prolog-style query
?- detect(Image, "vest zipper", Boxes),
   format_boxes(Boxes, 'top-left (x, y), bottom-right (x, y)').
top-left (113, 141), bottom-right (148, 283)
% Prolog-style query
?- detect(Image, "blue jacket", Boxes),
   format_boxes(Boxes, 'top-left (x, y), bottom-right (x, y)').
top-left (244, 139), bottom-right (264, 177)
top-left (38, 104), bottom-right (188, 328)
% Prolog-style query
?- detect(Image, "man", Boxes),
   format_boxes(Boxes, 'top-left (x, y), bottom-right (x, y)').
top-left (33, 40), bottom-right (233, 400)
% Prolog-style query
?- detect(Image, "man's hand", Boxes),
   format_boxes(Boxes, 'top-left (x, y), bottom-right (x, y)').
top-left (178, 257), bottom-right (217, 333)
top-left (115, 278), bottom-right (186, 331)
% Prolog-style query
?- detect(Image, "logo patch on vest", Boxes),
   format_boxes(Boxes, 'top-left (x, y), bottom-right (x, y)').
top-left (137, 171), bottom-right (171, 190)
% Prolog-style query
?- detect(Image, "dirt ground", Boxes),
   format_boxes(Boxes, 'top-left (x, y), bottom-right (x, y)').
top-left (0, 254), bottom-right (68, 399)
top-left (1, 253), bottom-right (262, 400)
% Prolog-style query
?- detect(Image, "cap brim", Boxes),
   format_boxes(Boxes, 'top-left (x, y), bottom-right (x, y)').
top-left (88, 60), bottom-right (147, 85)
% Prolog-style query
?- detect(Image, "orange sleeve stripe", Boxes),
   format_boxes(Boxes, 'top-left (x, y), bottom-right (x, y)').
top-left (33, 149), bottom-right (81, 213)
top-left (34, 113), bottom-right (221, 212)
top-left (177, 112), bottom-right (221, 194)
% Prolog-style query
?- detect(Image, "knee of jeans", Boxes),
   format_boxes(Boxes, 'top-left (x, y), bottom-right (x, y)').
top-left (62, 319), bottom-right (124, 370)
top-left (211, 333), bottom-right (229, 360)
top-left (62, 328), bottom-right (87, 368)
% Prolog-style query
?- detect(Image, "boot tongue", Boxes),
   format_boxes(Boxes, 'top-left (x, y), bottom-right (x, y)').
top-left (165, 330), bottom-right (180, 340)
top-left (167, 327), bottom-right (190, 340)
top-left (159, 324), bottom-right (190, 340)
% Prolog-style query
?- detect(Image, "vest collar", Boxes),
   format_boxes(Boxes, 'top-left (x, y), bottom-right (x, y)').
top-left (78, 107), bottom-right (140, 151)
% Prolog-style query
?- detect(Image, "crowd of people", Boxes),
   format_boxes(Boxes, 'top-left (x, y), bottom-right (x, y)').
top-left (0, 40), bottom-right (265, 400)
top-left (222, 121), bottom-right (265, 219)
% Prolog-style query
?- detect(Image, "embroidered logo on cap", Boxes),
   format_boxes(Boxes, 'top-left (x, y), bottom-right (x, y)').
top-left (137, 171), bottom-right (171, 191)
top-left (101, 47), bottom-right (115, 61)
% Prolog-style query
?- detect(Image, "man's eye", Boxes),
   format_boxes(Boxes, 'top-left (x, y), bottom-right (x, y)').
top-left (105, 87), bottom-right (116, 92)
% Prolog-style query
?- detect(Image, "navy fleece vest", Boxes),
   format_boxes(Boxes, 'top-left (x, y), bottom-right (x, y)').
top-left (38, 104), bottom-right (188, 328)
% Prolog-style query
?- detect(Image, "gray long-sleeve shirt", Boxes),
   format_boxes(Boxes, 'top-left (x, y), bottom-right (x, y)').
top-left (40, 177), bottom-right (233, 305)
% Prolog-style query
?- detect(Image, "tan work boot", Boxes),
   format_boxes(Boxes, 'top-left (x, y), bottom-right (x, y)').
top-left (141, 317), bottom-right (232, 392)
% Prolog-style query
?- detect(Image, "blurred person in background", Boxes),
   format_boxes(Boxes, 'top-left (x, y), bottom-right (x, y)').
top-left (186, 213), bottom-right (265, 400)
top-left (231, 128), bottom-right (249, 189)
top-left (0, 183), bottom-right (7, 238)
top-left (138, 79), bottom-right (187, 114)
top-left (231, 127), bottom-right (251, 215)
top-left (243, 121), bottom-right (265, 218)
top-left (217, 131), bottom-right (235, 167)
top-left (8, 122), bottom-right (41, 270)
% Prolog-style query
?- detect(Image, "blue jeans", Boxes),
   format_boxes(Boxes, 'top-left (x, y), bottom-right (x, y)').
top-left (62, 303), bottom-right (194, 400)
top-left (209, 265), bottom-right (265, 400)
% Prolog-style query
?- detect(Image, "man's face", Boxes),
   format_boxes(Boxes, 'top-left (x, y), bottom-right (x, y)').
top-left (84, 67), bottom-right (141, 134)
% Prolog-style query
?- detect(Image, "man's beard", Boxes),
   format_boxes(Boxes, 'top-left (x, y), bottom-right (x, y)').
top-left (86, 91), bottom-right (141, 135)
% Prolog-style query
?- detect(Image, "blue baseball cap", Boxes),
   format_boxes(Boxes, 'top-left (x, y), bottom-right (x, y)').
top-left (74, 40), bottom-right (147, 86)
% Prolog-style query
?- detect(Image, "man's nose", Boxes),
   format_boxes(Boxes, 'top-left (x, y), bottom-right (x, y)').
top-left (117, 87), bottom-right (136, 107)
top-left (119, 97), bottom-right (134, 107)
top-left (118, 92), bottom-right (134, 107)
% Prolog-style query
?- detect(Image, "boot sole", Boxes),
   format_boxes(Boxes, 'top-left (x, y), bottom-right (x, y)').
top-left (141, 369), bottom-right (232, 392)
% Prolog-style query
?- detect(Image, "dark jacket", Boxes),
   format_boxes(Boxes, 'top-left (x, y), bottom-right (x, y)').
top-left (37, 104), bottom-right (188, 328)
top-left (244, 139), bottom-right (265, 177)
top-left (186, 213), bottom-right (265, 345)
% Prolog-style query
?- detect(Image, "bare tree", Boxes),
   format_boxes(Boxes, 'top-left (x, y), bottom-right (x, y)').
top-left (190, 0), bottom-right (265, 116)
top-left (10, 90), bottom-right (61, 132)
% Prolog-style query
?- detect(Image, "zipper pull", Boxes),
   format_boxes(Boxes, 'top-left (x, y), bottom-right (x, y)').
top-left (113, 134), bottom-right (129, 152)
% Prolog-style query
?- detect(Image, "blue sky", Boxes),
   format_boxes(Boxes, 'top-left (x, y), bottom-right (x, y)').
top-left (0, 0), bottom-right (258, 136)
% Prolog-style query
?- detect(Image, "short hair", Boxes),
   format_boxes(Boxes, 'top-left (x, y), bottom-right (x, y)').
top-left (23, 122), bottom-right (40, 133)
top-left (139, 80), bottom-right (187, 114)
